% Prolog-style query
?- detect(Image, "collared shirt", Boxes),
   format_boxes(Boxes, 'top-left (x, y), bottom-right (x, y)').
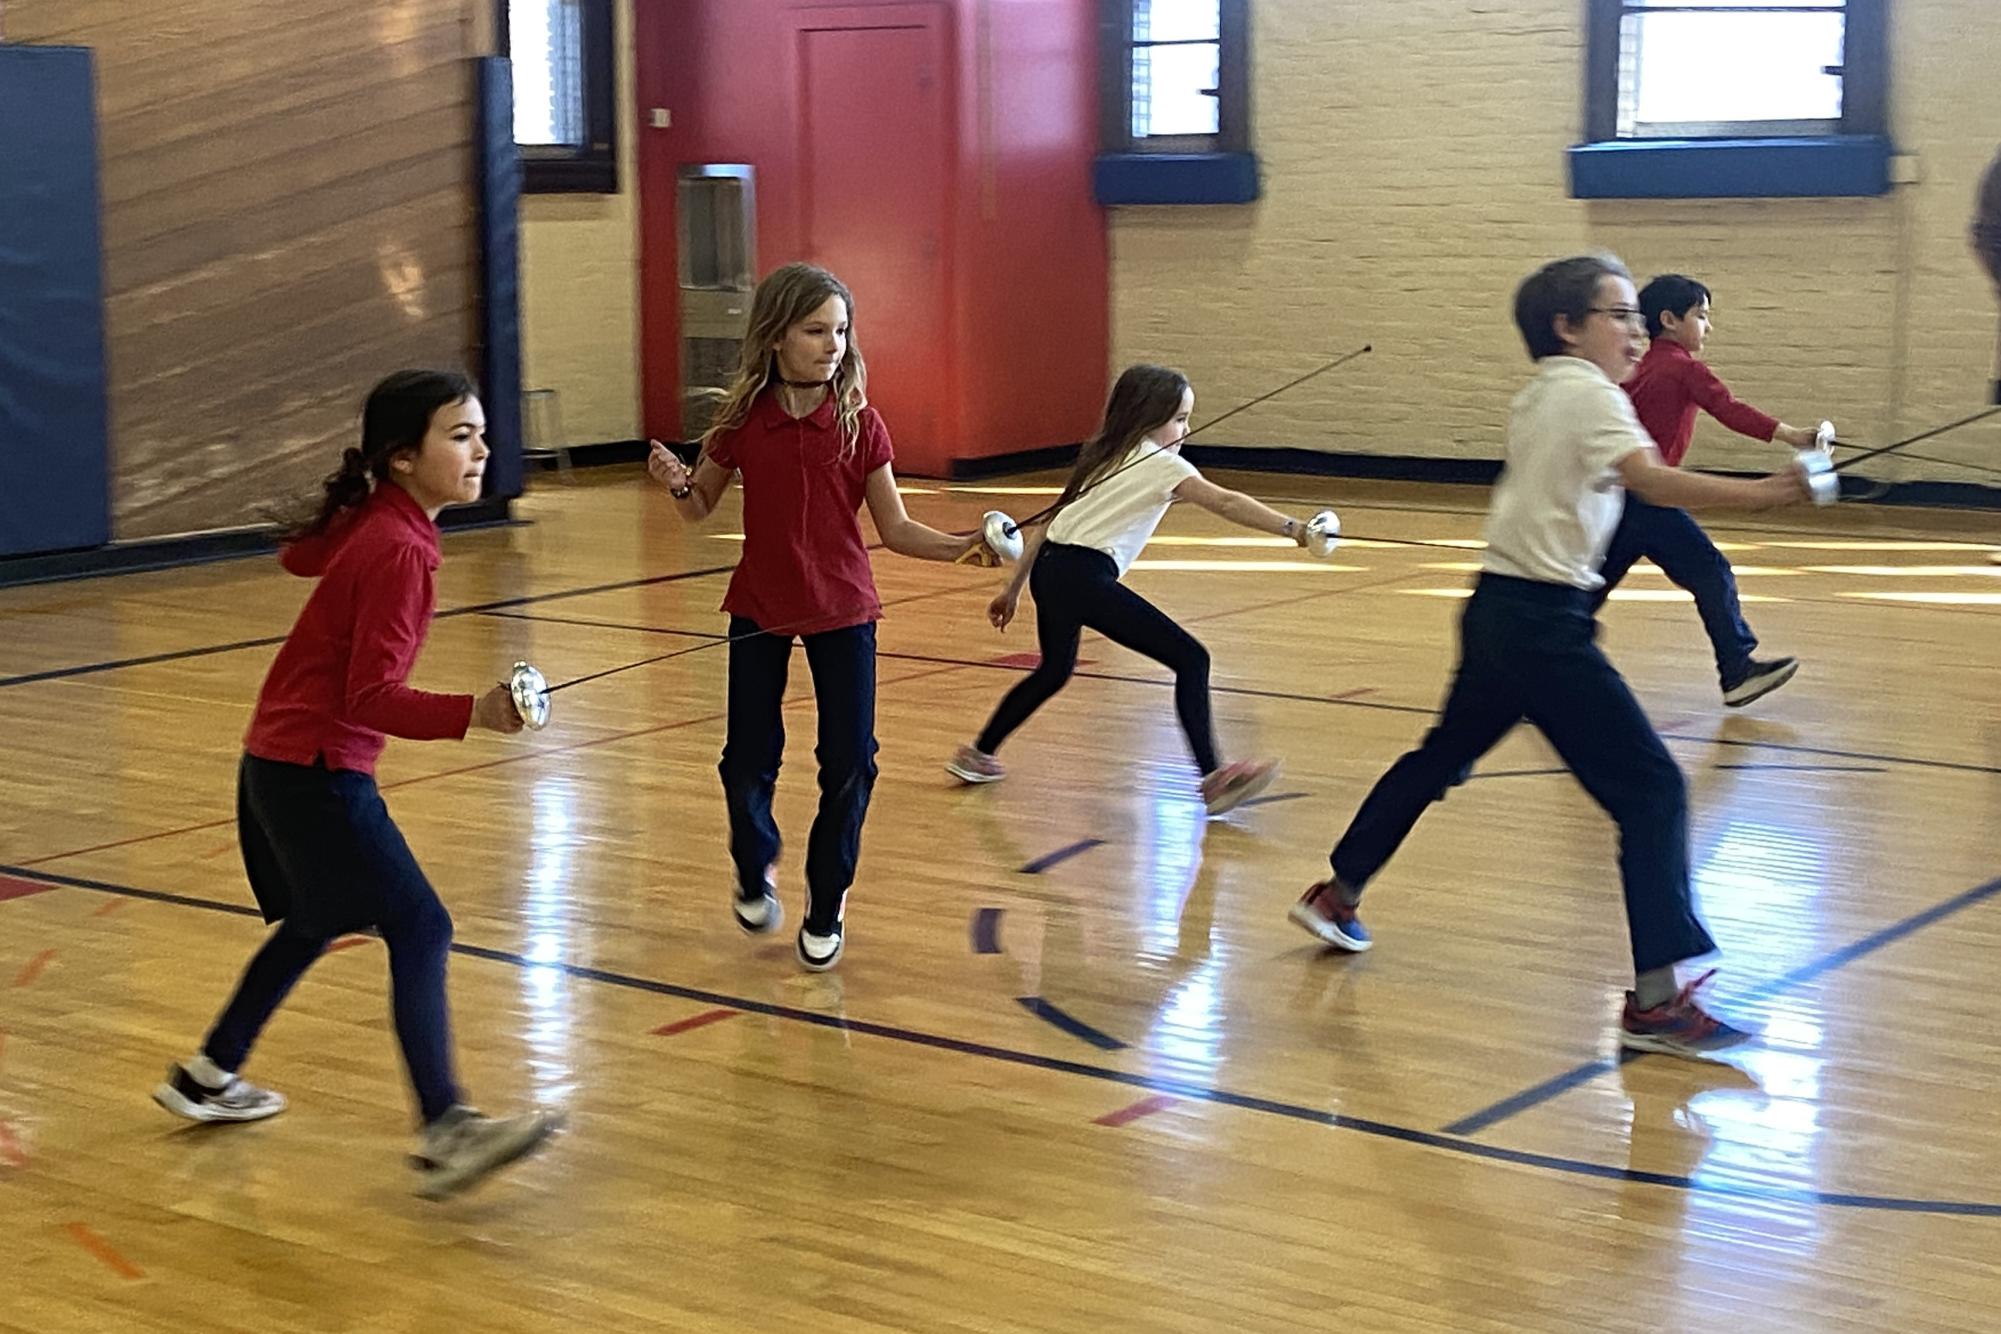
top-left (1483, 357), bottom-right (1653, 591)
top-left (244, 483), bottom-right (474, 774)
top-left (706, 388), bottom-right (895, 635)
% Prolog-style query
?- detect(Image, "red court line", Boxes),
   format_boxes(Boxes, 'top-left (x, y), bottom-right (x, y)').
top-left (1093, 1093), bottom-right (1179, 1128)
top-left (0, 1119), bottom-right (26, 1168)
top-left (325, 935), bottom-right (374, 954)
top-left (651, 1008), bottom-right (742, 1037)
top-left (14, 949), bottom-right (55, 988)
top-left (92, 898), bottom-right (130, 918)
top-left (0, 874), bottom-right (56, 902)
top-left (64, 1222), bottom-right (145, 1280)
top-left (16, 816), bottom-right (235, 870)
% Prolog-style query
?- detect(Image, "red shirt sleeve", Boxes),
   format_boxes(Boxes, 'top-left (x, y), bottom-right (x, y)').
top-left (861, 409), bottom-right (894, 473)
top-left (342, 546), bottom-right (475, 741)
top-left (1683, 357), bottom-right (1779, 442)
top-left (706, 423), bottom-right (741, 472)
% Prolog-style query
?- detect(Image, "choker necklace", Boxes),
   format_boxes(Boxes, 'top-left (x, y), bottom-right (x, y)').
top-left (777, 376), bottom-right (831, 389)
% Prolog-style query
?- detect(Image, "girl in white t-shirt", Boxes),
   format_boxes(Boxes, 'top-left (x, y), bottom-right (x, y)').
top-left (946, 364), bottom-right (1325, 816)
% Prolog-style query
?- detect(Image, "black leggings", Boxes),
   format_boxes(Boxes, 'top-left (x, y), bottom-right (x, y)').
top-left (974, 542), bottom-right (1219, 774)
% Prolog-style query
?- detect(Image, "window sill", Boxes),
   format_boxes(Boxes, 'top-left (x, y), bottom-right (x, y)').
top-left (522, 155), bottom-right (619, 195)
top-left (1093, 152), bottom-right (1259, 206)
top-left (1568, 135), bottom-right (1892, 199)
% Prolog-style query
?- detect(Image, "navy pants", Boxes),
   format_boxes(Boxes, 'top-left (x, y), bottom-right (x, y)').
top-left (1596, 497), bottom-right (1758, 685)
top-left (203, 755), bottom-right (461, 1125)
top-left (719, 618), bottom-right (878, 935)
top-left (1330, 574), bottom-right (1716, 975)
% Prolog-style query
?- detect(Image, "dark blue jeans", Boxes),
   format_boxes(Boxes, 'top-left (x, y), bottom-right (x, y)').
top-left (1596, 498), bottom-right (1758, 685)
top-left (719, 618), bottom-right (878, 934)
top-left (1330, 574), bottom-right (1717, 976)
top-left (204, 755), bottom-right (461, 1125)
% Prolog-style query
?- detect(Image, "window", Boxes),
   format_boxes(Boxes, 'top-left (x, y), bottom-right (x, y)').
top-left (500, 0), bottom-right (617, 193)
top-left (1101, 0), bottom-right (1249, 156)
top-left (1585, 0), bottom-right (1886, 142)
top-left (1574, 0), bottom-right (1890, 199)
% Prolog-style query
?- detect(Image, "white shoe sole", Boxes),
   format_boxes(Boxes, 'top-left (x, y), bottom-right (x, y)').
top-left (797, 933), bottom-right (844, 971)
top-left (1286, 902), bottom-right (1372, 952)
top-left (415, 1111), bottom-right (563, 1200)
top-left (945, 760), bottom-right (1004, 785)
top-left (152, 1081), bottom-right (287, 1124)
top-left (1616, 1029), bottom-right (1754, 1062)
top-left (733, 893), bottom-right (783, 935)
top-left (1722, 660), bottom-right (1798, 707)
top-left (1204, 764), bottom-right (1278, 816)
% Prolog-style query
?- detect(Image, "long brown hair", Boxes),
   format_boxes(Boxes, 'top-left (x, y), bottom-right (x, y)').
top-left (700, 263), bottom-right (868, 458)
top-left (285, 369), bottom-right (476, 539)
top-left (1046, 364), bottom-right (1192, 518)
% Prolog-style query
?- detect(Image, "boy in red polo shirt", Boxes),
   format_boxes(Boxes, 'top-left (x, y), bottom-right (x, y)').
top-left (1602, 274), bottom-right (1826, 707)
top-left (649, 264), bottom-right (982, 971)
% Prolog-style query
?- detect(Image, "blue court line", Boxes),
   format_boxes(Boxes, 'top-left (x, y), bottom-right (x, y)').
top-left (0, 563), bottom-right (739, 690)
top-left (96, 600), bottom-right (2000, 781)
top-left (1441, 873), bottom-right (2001, 1138)
top-left (8, 861), bottom-right (2000, 1218)
top-left (1015, 997), bottom-right (1128, 1051)
top-left (1019, 838), bottom-right (1105, 875)
top-left (971, 907), bottom-right (1004, 955)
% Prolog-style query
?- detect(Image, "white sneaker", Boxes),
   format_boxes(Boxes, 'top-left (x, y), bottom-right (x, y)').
top-left (412, 1106), bottom-right (563, 1200)
top-left (733, 863), bottom-right (782, 935)
top-left (797, 922), bottom-right (844, 971)
top-left (152, 1062), bottom-right (287, 1124)
top-left (945, 744), bottom-right (1006, 784)
top-left (1200, 758), bottom-right (1279, 816)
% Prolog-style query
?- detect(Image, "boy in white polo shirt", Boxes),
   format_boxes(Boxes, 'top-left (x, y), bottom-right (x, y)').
top-left (1289, 254), bottom-right (1811, 1059)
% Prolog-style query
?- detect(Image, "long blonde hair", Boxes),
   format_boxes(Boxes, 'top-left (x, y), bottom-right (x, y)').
top-left (700, 262), bottom-right (869, 458)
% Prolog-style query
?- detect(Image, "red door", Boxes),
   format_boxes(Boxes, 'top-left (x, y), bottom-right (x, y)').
top-left (794, 10), bottom-right (953, 474)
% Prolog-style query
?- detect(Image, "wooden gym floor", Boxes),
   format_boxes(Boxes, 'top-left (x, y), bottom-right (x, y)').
top-left (2, 468), bottom-right (1998, 1331)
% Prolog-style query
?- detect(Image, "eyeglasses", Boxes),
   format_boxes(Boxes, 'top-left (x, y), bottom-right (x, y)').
top-left (1590, 306), bottom-right (1647, 328)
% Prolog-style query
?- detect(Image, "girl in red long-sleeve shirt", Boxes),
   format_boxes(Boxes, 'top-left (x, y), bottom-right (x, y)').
top-left (152, 370), bottom-right (560, 1200)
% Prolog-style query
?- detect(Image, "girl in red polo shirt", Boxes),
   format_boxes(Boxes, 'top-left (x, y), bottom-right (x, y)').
top-left (153, 370), bottom-right (560, 1200)
top-left (648, 263), bottom-right (981, 971)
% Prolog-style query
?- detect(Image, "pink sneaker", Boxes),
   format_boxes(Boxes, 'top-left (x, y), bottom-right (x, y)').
top-left (1201, 758), bottom-right (1278, 815)
top-left (946, 744), bottom-right (1006, 785)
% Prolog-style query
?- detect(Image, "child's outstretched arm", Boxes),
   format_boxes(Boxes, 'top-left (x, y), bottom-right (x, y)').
top-left (863, 464), bottom-right (984, 562)
top-left (1617, 447), bottom-right (1809, 510)
top-left (1683, 360), bottom-right (1821, 448)
top-left (648, 440), bottom-right (733, 521)
top-left (1171, 475), bottom-right (1314, 547)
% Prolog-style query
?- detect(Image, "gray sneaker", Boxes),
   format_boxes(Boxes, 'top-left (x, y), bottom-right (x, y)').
top-left (412, 1106), bottom-right (563, 1200)
top-left (152, 1063), bottom-right (287, 1124)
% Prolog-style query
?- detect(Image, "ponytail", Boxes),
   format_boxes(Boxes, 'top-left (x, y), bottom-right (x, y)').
top-left (282, 370), bottom-right (476, 540)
